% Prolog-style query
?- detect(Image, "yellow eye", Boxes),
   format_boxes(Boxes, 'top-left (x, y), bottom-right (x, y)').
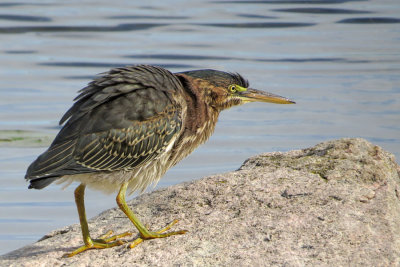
top-left (229, 85), bottom-right (237, 93)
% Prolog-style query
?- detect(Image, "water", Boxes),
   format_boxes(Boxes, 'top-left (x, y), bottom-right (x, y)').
top-left (0, 0), bottom-right (399, 255)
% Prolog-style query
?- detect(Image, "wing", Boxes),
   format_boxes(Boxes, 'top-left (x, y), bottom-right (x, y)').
top-left (74, 103), bottom-right (180, 172)
top-left (26, 65), bottom-right (184, 189)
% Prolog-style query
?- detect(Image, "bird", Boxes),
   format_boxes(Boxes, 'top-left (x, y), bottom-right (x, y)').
top-left (25, 64), bottom-right (295, 257)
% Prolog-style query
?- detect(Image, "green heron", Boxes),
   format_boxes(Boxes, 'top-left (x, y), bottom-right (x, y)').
top-left (25, 65), bottom-right (294, 257)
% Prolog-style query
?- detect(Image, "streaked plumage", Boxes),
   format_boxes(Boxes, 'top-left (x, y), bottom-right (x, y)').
top-left (25, 64), bottom-right (294, 257)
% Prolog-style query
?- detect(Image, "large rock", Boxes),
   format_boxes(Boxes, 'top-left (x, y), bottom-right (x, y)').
top-left (1, 138), bottom-right (399, 266)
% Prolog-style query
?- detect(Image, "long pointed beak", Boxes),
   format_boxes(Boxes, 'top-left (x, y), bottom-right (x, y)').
top-left (240, 88), bottom-right (295, 104)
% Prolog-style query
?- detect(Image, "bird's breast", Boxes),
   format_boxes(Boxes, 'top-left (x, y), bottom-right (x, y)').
top-left (168, 112), bottom-right (219, 166)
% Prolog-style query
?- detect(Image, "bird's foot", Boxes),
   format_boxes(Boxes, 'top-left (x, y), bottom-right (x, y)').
top-left (129, 219), bottom-right (187, 249)
top-left (63, 230), bottom-right (132, 257)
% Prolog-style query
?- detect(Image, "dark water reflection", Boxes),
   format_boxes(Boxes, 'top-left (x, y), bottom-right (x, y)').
top-left (199, 22), bottom-right (315, 28)
top-left (108, 15), bottom-right (189, 20)
top-left (0, 23), bottom-right (165, 34)
top-left (0, 0), bottom-right (399, 256)
top-left (0, 3), bottom-right (49, 7)
top-left (5, 50), bottom-right (36, 54)
top-left (273, 8), bottom-right (371, 14)
top-left (337, 17), bottom-right (400, 23)
top-left (0, 14), bottom-right (51, 22)
top-left (237, 14), bottom-right (277, 19)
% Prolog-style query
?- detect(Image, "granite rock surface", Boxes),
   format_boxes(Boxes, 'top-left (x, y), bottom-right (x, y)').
top-left (1, 138), bottom-right (399, 266)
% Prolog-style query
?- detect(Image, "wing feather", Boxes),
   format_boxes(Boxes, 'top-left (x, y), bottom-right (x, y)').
top-left (75, 107), bottom-right (180, 172)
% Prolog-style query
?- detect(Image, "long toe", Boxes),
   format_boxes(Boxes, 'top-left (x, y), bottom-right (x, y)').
top-left (63, 231), bottom-right (132, 258)
top-left (96, 231), bottom-right (132, 243)
top-left (129, 219), bottom-right (187, 249)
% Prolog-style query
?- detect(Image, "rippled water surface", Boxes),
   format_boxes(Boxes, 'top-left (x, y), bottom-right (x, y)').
top-left (1, 0), bottom-right (399, 255)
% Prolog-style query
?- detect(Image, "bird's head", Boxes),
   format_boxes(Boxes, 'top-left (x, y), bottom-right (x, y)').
top-left (177, 69), bottom-right (295, 110)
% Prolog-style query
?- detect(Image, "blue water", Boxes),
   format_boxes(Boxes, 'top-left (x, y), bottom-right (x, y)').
top-left (0, 0), bottom-right (399, 255)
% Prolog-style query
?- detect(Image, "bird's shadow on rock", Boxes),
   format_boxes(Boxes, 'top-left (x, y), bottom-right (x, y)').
top-left (1, 245), bottom-right (72, 260)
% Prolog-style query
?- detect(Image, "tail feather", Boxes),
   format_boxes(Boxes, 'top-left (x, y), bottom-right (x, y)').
top-left (25, 139), bottom-right (77, 189)
top-left (28, 176), bottom-right (60, 189)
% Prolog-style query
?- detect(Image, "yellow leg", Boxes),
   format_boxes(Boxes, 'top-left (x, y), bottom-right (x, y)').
top-left (116, 182), bottom-right (187, 248)
top-left (63, 184), bottom-right (132, 258)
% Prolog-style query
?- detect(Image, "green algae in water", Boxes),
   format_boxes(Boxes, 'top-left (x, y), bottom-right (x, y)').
top-left (0, 130), bottom-right (54, 147)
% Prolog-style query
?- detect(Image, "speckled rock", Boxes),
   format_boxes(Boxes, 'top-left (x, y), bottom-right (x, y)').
top-left (1, 138), bottom-right (399, 266)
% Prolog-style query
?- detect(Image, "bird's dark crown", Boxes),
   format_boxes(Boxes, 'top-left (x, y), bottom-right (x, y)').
top-left (178, 69), bottom-right (249, 88)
